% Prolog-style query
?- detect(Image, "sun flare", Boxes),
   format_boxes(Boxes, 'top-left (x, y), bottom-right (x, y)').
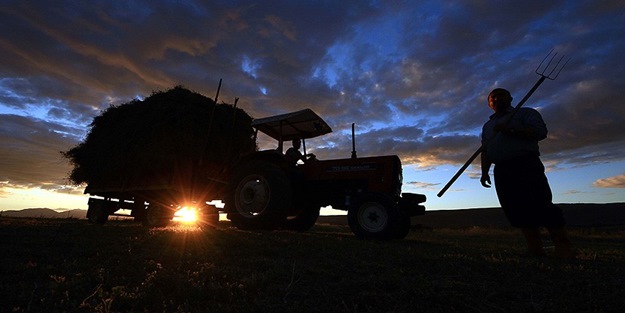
top-left (173, 206), bottom-right (198, 223)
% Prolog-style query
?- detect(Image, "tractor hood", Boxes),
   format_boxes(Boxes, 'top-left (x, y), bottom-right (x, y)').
top-left (252, 108), bottom-right (332, 141)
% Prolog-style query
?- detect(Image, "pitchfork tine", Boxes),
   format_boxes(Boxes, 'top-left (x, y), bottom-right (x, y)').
top-left (536, 49), bottom-right (570, 80)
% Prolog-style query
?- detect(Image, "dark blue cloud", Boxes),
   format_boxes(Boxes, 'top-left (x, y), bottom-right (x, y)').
top-left (0, 0), bottom-right (624, 200)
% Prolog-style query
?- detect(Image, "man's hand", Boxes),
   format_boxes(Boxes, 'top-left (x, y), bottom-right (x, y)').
top-left (480, 174), bottom-right (491, 188)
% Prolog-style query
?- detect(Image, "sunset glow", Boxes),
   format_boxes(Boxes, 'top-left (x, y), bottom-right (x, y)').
top-left (173, 206), bottom-right (198, 223)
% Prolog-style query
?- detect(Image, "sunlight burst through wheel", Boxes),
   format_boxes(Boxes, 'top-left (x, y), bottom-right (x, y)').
top-left (173, 206), bottom-right (198, 223)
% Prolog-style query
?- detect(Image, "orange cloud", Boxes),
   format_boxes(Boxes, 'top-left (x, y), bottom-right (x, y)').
top-left (593, 174), bottom-right (625, 188)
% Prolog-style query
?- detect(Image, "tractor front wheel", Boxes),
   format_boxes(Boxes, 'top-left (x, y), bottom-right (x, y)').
top-left (348, 194), bottom-right (409, 240)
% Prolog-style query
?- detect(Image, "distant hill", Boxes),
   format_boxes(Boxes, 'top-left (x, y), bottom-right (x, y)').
top-left (0, 208), bottom-right (87, 219)
top-left (318, 203), bottom-right (625, 228)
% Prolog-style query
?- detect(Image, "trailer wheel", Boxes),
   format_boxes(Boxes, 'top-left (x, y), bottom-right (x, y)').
top-left (348, 194), bottom-right (404, 240)
top-left (143, 204), bottom-right (174, 227)
top-left (131, 198), bottom-right (147, 222)
top-left (226, 163), bottom-right (291, 229)
top-left (87, 200), bottom-right (108, 224)
top-left (283, 205), bottom-right (320, 231)
top-left (200, 210), bottom-right (220, 228)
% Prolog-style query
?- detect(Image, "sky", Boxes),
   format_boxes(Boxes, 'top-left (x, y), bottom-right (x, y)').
top-left (1, 0), bottom-right (624, 214)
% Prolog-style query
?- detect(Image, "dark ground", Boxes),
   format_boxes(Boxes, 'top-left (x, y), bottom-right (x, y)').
top-left (318, 203), bottom-right (625, 228)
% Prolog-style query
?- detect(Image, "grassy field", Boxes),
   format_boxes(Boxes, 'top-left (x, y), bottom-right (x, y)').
top-left (1, 217), bottom-right (624, 313)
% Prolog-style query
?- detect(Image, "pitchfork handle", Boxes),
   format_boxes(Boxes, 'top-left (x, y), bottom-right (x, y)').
top-left (436, 75), bottom-right (548, 197)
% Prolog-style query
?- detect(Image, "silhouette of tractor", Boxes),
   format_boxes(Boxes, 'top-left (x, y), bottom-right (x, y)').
top-left (225, 109), bottom-right (426, 239)
top-left (84, 106), bottom-right (426, 239)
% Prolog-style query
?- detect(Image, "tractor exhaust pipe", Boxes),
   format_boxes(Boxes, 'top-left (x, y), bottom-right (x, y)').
top-left (351, 123), bottom-right (357, 159)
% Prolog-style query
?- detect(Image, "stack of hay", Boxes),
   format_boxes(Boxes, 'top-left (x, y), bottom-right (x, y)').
top-left (63, 86), bottom-right (256, 192)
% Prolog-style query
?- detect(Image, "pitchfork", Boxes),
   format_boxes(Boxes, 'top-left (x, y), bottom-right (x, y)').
top-left (437, 50), bottom-right (570, 198)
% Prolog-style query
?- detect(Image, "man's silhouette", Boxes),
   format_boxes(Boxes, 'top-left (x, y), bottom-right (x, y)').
top-left (480, 88), bottom-right (573, 258)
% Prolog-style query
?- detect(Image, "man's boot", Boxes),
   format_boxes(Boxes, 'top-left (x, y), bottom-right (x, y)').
top-left (547, 227), bottom-right (575, 259)
top-left (521, 228), bottom-right (546, 257)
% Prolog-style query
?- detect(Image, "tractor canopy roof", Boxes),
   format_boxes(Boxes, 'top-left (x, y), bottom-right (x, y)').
top-left (252, 108), bottom-right (332, 141)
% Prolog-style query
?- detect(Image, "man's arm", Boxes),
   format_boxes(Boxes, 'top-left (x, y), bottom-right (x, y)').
top-left (480, 149), bottom-right (492, 188)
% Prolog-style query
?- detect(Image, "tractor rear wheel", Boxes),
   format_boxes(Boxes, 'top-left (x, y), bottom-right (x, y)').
top-left (226, 163), bottom-right (291, 229)
top-left (283, 205), bottom-right (320, 231)
top-left (348, 193), bottom-right (408, 240)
